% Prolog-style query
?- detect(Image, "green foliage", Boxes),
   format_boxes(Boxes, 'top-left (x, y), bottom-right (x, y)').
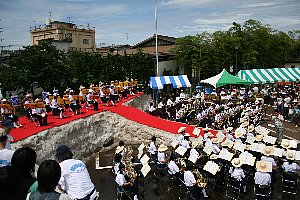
top-left (172, 19), bottom-right (298, 77)
top-left (1, 41), bottom-right (155, 92)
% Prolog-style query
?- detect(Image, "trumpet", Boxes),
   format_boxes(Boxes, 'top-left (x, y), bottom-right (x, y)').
top-left (192, 169), bottom-right (208, 188)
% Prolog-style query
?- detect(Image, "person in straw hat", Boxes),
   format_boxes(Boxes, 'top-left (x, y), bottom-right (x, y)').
top-left (282, 152), bottom-right (300, 180)
top-left (261, 146), bottom-right (276, 170)
top-left (254, 161), bottom-right (272, 186)
top-left (157, 144), bottom-right (168, 167)
top-left (229, 158), bottom-right (246, 193)
top-left (177, 127), bottom-right (186, 145)
top-left (211, 138), bottom-right (221, 154)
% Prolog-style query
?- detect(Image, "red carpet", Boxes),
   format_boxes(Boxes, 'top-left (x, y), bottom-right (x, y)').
top-left (10, 93), bottom-right (217, 142)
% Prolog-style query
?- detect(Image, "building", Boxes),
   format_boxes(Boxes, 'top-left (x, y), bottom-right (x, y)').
top-left (30, 20), bottom-right (96, 52)
top-left (126, 34), bottom-right (178, 76)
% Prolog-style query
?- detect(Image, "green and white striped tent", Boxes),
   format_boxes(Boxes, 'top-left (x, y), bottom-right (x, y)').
top-left (236, 68), bottom-right (300, 84)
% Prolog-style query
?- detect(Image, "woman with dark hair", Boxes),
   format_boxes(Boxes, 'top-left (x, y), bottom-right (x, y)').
top-left (26, 160), bottom-right (71, 200)
top-left (0, 166), bottom-right (22, 200)
top-left (11, 147), bottom-right (37, 199)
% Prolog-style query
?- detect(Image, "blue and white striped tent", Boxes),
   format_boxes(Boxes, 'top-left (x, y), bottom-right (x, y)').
top-left (236, 68), bottom-right (300, 84)
top-left (149, 75), bottom-right (191, 89)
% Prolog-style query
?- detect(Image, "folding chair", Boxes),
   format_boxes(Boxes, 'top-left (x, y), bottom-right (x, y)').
top-left (254, 184), bottom-right (271, 200)
top-left (225, 178), bottom-right (243, 200)
top-left (282, 173), bottom-right (298, 196)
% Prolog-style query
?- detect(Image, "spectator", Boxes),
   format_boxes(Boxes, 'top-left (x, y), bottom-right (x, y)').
top-left (26, 160), bottom-right (71, 200)
top-left (55, 145), bottom-right (97, 200)
top-left (0, 128), bottom-right (14, 167)
top-left (0, 166), bottom-right (23, 200)
top-left (11, 147), bottom-right (37, 199)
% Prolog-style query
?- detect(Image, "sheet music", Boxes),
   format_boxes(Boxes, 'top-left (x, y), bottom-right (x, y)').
top-left (171, 139), bottom-right (180, 148)
top-left (188, 153), bottom-right (198, 164)
top-left (216, 131), bottom-right (225, 142)
top-left (137, 152), bottom-right (143, 160)
top-left (218, 150), bottom-right (234, 161)
top-left (245, 136), bottom-right (255, 144)
top-left (240, 155), bottom-right (256, 166)
top-left (204, 161), bottom-right (220, 175)
top-left (263, 136), bottom-right (277, 145)
top-left (203, 144), bottom-right (214, 155)
top-left (140, 154), bottom-right (150, 165)
top-left (287, 149), bottom-right (296, 157)
top-left (290, 140), bottom-right (298, 148)
top-left (141, 163), bottom-right (151, 177)
top-left (233, 142), bottom-right (246, 152)
top-left (274, 148), bottom-right (283, 157)
top-left (138, 143), bottom-right (145, 152)
top-left (193, 128), bottom-right (201, 137)
top-left (295, 151), bottom-right (300, 161)
top-left (197, 135), bottom-right (204, 144)
top-left (175, 146), bottom-right (187, 156)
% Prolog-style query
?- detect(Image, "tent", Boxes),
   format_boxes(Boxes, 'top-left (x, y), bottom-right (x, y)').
top-left (236, 67), bottom-right (300, 84)
top-left (200, 69), bottom-right (250, 88)
top-left (149, 75), bottom-right (191, 89)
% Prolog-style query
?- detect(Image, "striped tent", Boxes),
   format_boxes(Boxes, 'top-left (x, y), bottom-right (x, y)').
top-left (236, 68), bottom-right (300, 84)
top-left (149, 75), bottom-right (191, 89)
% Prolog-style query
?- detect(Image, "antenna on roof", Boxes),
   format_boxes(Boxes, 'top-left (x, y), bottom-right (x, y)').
top-left (48, 11), bottom-right (53, 20)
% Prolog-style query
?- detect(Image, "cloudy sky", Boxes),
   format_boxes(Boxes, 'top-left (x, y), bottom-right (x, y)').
top-left (0, 0), bottom-right (300, 50)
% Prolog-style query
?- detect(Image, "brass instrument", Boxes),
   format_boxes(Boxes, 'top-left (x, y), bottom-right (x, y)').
top-left (122, 146), bottom-right (137, 185)
top-left (192, 169), bottom-right (208, 188)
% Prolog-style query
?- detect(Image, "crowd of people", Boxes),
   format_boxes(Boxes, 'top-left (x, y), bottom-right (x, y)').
top-left (0, 80), bottom-right (140, 128)
top-left (113, 120), bottom-right (300, 199)
top-left (149, 84), bottom-right (300, 129)
top-left (0, 126), bottom-right (97, 200)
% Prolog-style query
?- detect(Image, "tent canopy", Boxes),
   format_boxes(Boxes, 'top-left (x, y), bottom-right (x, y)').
top-left (200, 69), bottom-right (250, 88)
top-left (236, 68), bottom-right (300, 84)
top-left (149, 75), bottom-right (191, 89)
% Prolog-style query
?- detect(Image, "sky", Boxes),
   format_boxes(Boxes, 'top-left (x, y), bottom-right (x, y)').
top-left (0, 0), bottom-right (300, 50)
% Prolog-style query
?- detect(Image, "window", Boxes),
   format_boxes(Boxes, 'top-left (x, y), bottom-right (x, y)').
top-left (83, 39), bottom-right (89, 44)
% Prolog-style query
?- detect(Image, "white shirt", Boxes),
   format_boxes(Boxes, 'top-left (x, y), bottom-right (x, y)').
top-left (282, 162), bottom-right (300, 173)
top-left (254, 171), bottom-right (271, 186)
top-left (177, 134), bottom-right (184, 144)
top-left (230, 167), bottom-right (245, 181)
top-left (149, 142), bottom-right (157, 155)
top-left (59, 159), bottom-right (96, 200)
top-left (167, 99), bottom-right (173, 106)
top-left (181, 139), bottom-right (190, 149)
top-left (0, 148), bottom-right (14, 167)
top-left (184, 171), bottom-right (196, 187)
top-left (158, 152), bottom-right (166, 163)
top-left (115, 173), bottom-right (126, 186)
top-left (168, 160), bottom-right (179, 175)
top-left (261, 156), bottom-right (276, 167)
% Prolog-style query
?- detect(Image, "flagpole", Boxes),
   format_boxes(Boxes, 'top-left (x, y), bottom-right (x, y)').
top-left (154, 0), bottom-right (159, 76)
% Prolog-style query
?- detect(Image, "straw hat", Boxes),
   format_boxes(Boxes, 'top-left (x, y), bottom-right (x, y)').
top-left (226, 127), bottom-right (233, 132)
top-left (178, 127), bottom-right (186, 134)
top-left (239, 118), bottom-right (247, 123)
top-left (158, 144), bottom-right (168, 152)
top-left (221, 139), bottom-right (233, 148)
top-left (241, 121), bottom-right (249, 128)
top-left (248, 124), bottom-right (255, 133)
top-left (231, 158), bottom-right (242, 168)
top-left (245, 145), bottom-right (251, 151)
top-left (281, 140), bottom-right (291, 149)
top-left (255, 135), bottom-right (263, 142)
top-left (211, 138), bottom-right (219, 144)
top-left (286, 152), bottom-right (295, 160)
top-left (263, 146), bottom-right (274, 156)
top-left (115, 146), bottom-right (124, 154)
top-left (235, 129), bottom-right (244, 138)
top-left (256, 161), bottom-right (271, 173)
top-left (210, 154), bottom-right (218, 160)
top-left (205, 132), bottom-right (214, 138)
top-left (192, 141), bottom-right (199, 149)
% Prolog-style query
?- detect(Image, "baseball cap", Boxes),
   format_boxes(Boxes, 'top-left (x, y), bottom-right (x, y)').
top-left (55, 145), bottom-right (72, 157)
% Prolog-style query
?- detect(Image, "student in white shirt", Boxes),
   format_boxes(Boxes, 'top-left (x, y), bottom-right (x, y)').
top-left (229, 158), bottom-right (246, 192)
top-left (115, 164), bottom-right (138, 200)
top-left (157, 144), bottom-right (168, 167)
top-left (148, 136), bottom-right (157, 160)
top-left (254, 162), bottom-right (271, 186)
top-left (55, 145), bottom-right (97, 200)
top-left (282, 152), bottom-right (300, 180)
